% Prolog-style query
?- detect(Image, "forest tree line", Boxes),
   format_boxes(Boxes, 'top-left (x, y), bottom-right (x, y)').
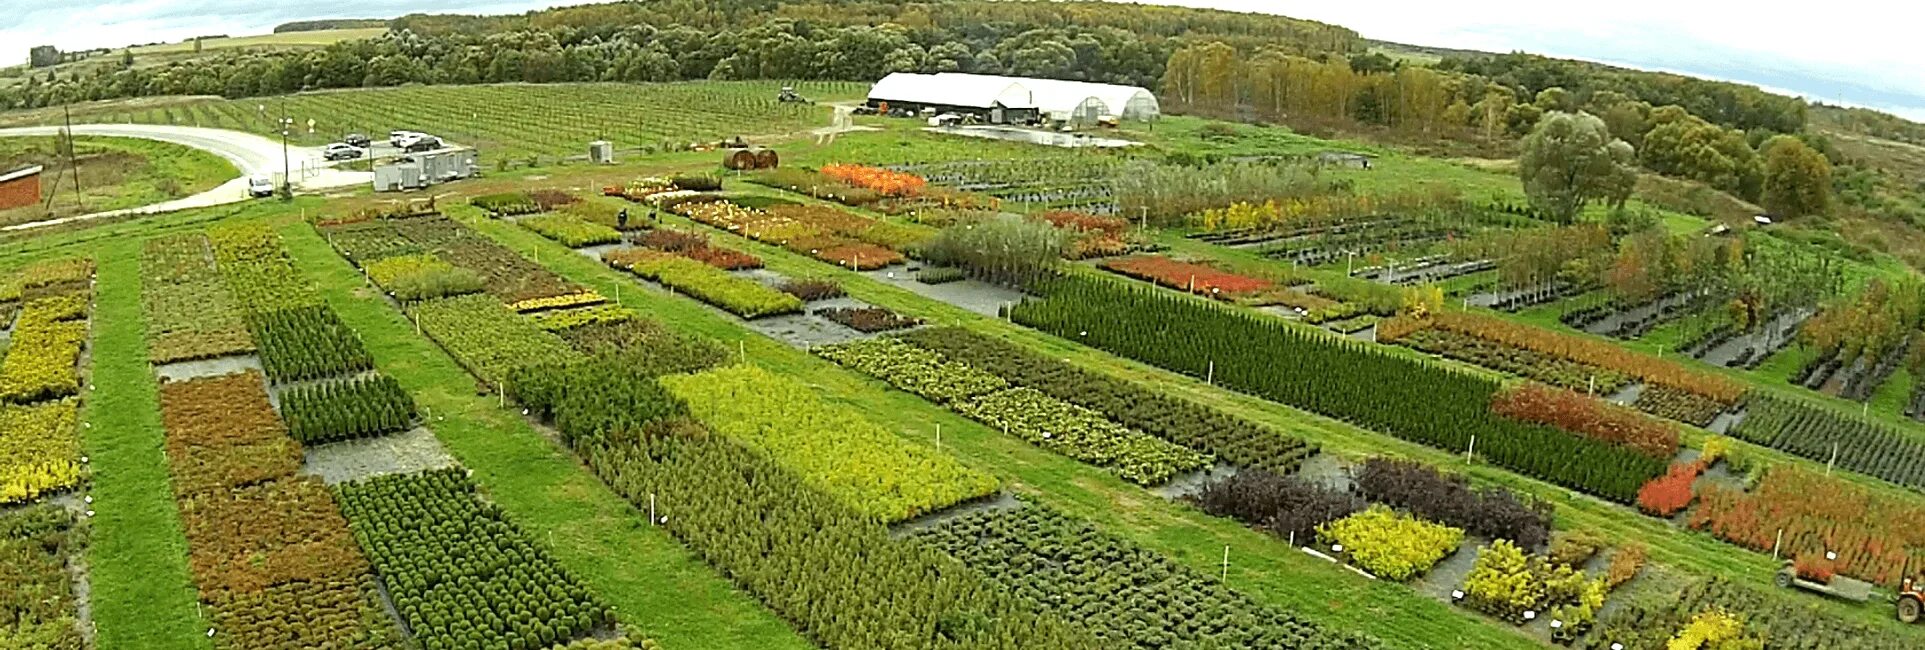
top-left (0, 0), bottom-right (1357, 110)
top-left (1160, 41), bottom-right (1834, 216)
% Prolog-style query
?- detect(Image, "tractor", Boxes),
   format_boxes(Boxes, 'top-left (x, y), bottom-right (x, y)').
top-left (777, 86), bottom-right (807, 103)
top-left (1902, 575), bottom-right (1925, 623)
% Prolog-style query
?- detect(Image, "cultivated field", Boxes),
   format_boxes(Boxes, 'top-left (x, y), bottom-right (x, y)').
top-left (1, 81), bottom-right (865, 161)
top-left (129, 28), bottom-right (389, 55)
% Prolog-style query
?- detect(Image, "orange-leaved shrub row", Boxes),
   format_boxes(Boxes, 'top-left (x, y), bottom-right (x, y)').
top-left (1636, 459), bottom-right (1706, 517)
top-left (1100, 255), bottom-right (1273, 298)
top-left (159, 370), bottom-right (393, 645)
top-left (1382, 311), bottom-right (1744, 404)
top-left (821, 164), bottom-right (927, 197)
top-left (1036, 210), bottom-right (1128, 235)
top-left (1037, 210), bottom-right (1132, 260)
top-left (673, 199), bottom-right (912, 270)
top-left (1690, 466), bottom-right (1925, 587)
top-left (1492, 383), bottom-right (1680, 459)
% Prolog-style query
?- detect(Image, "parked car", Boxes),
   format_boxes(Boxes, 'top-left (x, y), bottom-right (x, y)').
top-left (343, 133), bottom-right (371, 148)
top-left (389, 130), bottom-right (425, 147)
top-left (247, 174), bottom-right (276, 198)
top-left (323, 143), bottom-right (365, 161)
top-left (402, 136), bottom-right (444, 153)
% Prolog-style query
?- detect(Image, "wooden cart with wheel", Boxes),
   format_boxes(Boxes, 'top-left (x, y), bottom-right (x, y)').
top-left (1774, 561), bottom-right (1874, 603)
top-left (1901, 576), bottom-right (1924, 624)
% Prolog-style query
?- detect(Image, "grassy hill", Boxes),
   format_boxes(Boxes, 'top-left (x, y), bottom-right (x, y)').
top-left (0, 27), bottom-right (384, 90)
top-left (128, 28), bottom-right (386, 55)
top-left (0, 135), bottom-right (236, 224)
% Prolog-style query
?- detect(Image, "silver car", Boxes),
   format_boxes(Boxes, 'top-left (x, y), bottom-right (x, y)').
top-left (323, 143), bottom-right (365, 161)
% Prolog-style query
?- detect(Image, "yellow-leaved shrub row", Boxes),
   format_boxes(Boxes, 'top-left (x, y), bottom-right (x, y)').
top-left (0, 399), bottom-right (81, 503)
top-left (661, 364), bottom-right (998, 522)
top-left (1317, 504), bottom-right (1464, 582)
top-left (0, 295), bottom-right (89, 403)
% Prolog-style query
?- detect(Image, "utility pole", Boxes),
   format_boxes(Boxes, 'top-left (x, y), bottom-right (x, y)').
top-left (63, 105), bottom-right (82, 212)
top-left (279, 98), bottom-right (292, 200)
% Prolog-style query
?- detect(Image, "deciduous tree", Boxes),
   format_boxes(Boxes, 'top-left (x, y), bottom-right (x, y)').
top-left (1518, 111), bottom-right (1638, 222)
top-left (1760, 134), bottom-right (1833, 218)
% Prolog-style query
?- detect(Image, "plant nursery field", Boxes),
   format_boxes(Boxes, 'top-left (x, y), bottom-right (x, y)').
top-left (10, 73), bottom-right (1925, 650)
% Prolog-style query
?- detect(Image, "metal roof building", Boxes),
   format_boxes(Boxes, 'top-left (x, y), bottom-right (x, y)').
top-left (938, 73), bottom-right (1161, 124)
top-left (868, 72), bottom-right (1034, 110)
top-left (866, 73), bottom-right (1159, 125)
top-left (0, 165), bottom-right (44, 212)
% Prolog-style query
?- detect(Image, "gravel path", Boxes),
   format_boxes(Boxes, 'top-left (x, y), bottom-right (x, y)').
top-left (858, 268), bottom-right (1028, 318)
top-left (887, 492), bottom-right (1022, 538)
top-left (153, 354), bottom-right (262, 383)
top-left (301, 427), bottom-right (458, 485)
top-left (1412, 535), bottom-right (1487, 600)
top-left (1697, 310), bottom-right (1810, 367)
top-left (1152, 462), bottom-right (1240, 500)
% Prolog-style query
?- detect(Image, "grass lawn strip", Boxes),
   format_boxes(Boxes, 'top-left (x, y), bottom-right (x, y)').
top-left (82, 237), bottom-right (209, 649)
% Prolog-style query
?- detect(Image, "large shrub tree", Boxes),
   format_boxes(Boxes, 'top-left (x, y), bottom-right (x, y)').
top-left (1760, 134), bottom-right (1833, 218)
top-left (1518, 111), bottom-right (1638, 223)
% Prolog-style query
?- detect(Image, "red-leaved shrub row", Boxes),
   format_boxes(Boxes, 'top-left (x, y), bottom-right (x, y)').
top-left (1380, 311), bottom-right (1746, 405)
top-left (1691, 466), bottom-right (1925, 587)
top-left (1636, 459), bottom-right (1706, 517)
top-left (1038, 211), bottom-right (1132, 261)
top-left (638, 230), bottom-right (764, 271)
top-left (1100, 255), bottom-right (1272, 298)
top-left (1492, 383), bottom-right (1680, 460)
top-left (1036, 211), bottom-right (1128, 235)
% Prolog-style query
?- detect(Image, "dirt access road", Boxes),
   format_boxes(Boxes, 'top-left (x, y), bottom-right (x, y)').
top-left (0, 123), bottom-right (372, 230)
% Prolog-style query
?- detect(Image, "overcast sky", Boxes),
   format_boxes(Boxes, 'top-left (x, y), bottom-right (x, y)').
top-left (7, 1), bottom-right (1919, 120)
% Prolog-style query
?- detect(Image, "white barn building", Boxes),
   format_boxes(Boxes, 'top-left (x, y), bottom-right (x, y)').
top-left (866, 73), bottom-right (1159, 126)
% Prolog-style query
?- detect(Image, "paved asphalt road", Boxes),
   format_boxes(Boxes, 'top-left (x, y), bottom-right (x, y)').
top-left (0, 123), bottom-right (373, 230)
